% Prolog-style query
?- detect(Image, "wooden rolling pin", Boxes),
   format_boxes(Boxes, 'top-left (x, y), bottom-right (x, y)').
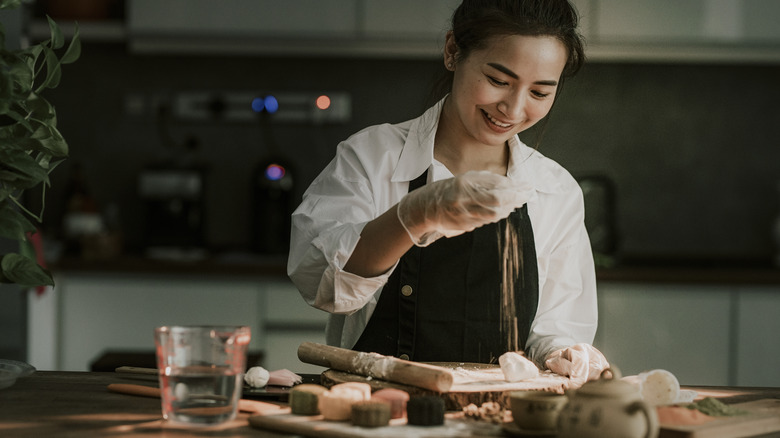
top-left (297, 342), bottom-right (453, 393)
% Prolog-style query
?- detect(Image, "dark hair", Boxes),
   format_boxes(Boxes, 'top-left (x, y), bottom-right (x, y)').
top-left (429, 0), bottom-right (585, 104)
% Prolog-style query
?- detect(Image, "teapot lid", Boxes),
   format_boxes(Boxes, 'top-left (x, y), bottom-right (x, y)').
top-left (576, 368), bottom-right (640, 398)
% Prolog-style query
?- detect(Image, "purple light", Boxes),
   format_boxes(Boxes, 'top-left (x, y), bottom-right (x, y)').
top-left (265, 164), bottom-right (285, 181)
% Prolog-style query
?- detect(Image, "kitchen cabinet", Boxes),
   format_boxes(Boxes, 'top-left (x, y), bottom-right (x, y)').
top-left (34, 0), bottom-right (780, 62)
top-left (595, 281), bottom-right (780, 387)
top-left (591, 0), bottom-right (780, 45)
top-left (573, 0), bottom-right (780, 62)
top-left (735, 286), bottom-right (780, 387)
top-left (259, 280), bottom-right (328, 374)
top-left (27, 272), bottom-right (328, 373)
top-left (362, 0), bottom-right (460, 40)
top-left (129, 0), bottom-right (358, 38)
top-left (127, 0), bottom-right (459, 57)
top-left (594, 282), bottom-right (732, 386)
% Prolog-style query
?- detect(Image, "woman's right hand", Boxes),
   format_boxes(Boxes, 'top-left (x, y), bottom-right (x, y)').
top-left (397, 170), bottom-right (532, 246)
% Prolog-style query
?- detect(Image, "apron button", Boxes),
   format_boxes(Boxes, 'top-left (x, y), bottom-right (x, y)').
top-left (399, 354), bottom-right (410, 360)
top-left (401, 285), bottom-right (413, 296)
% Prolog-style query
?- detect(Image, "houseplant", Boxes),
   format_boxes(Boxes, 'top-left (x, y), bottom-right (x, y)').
top-left (0, 0), bottom-right (80, 287)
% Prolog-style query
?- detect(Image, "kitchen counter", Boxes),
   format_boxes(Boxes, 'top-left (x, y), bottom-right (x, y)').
top-left (2, 371), bottom-right (780, 437)
top-left (0, 371), bottom-right (287, 437)
top-left (51, 255), bottom-right (780, 285)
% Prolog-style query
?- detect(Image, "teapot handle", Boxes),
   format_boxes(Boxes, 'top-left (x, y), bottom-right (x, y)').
top-left (626, 401), bottom-right (659, 438)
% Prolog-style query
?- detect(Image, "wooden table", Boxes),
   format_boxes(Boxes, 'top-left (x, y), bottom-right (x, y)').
top-left (0, 371), bottom-right (290, 437)
top-left (1, 371), bottom-right (779, 437)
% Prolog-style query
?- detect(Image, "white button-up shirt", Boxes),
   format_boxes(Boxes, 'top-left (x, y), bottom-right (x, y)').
top-left (287, 98), bottom-right (597, 364)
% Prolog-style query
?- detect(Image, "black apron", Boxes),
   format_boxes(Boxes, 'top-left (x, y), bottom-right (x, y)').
top-left (352, 170), bottom-right (539, 363)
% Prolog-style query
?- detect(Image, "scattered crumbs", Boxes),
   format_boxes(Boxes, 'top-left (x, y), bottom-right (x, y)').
top-left (461, 402), bottom-right (506, 424)
top-left (686, 397), bottom-right (748, 417)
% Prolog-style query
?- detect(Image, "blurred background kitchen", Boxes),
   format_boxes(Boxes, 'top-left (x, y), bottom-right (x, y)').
top-left (1, 0), bottom-right (779, 387)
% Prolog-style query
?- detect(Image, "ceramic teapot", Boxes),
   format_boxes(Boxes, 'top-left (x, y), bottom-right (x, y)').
top-left (557, 367), bottom-right (659, 438)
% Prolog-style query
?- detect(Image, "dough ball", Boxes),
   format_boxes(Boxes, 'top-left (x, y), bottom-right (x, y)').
top-left (244, 366), bottom-right (270, 388)
top-left (499, 351), bottom-right (539, 382)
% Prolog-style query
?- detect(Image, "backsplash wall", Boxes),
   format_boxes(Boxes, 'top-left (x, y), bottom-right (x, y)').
top-left (39, 43), bottom-right (780, 264)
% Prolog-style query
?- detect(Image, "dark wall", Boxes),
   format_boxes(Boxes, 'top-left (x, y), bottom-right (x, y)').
top-left (40, 43), bottom-right (780, 263)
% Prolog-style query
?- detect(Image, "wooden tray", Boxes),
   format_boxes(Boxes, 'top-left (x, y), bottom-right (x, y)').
top-left (322, 362), bottom-right (570, 410)
top-left (249, 413), bottom-right (506, 438)
top-left (659, 398), bottom-right (780, 438)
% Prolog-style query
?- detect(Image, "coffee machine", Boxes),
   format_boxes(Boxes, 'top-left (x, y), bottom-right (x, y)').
top-left (138, 167), bottom-right (206, 252)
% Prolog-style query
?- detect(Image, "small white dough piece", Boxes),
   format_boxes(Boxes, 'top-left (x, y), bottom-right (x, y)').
top-left (638, 369), bottom-right (680, 406)
top-left (244, 366), bottom-right (271, 388)
top-left (499, 352), bottom-right (539, 382)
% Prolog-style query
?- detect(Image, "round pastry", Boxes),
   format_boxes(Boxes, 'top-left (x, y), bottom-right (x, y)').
top-left (318, 383), bottom-right (371, 421)
top-left (244, 366), bottom-right (270, 388)
top-left (371, 388), bottom-right (410, 419)
top-left (331, 382), bottom-right (372, 399)
top-left (406, 395), bottom-right (445, 426)
top-left (351, 401), bottom-right (392, 428)
top-left (289, 384), bottom-right (327, 415)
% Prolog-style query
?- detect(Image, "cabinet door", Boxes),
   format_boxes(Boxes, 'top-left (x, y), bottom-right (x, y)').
top-left (594, 0), bottom-right (780, 44)
top-left (595, 0), bottom-right (713, 43)
top-left (129, 0), bottom-right (358, 37)
top-left (735, 287), bottom-right (780, 387)
top-left (261, 280), bottom-right (328, 374)
top-left (595, 283), bottom-right (732, 385)
top-left (362, 0), bottom-right (459, 40)
top-left (57, 275), bottom-right (264, 371)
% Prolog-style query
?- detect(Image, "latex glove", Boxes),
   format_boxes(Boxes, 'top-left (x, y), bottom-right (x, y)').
top-left (397, 170), bottom-right (532, 247)
top-left (545, 343), bottom-right (609, 388)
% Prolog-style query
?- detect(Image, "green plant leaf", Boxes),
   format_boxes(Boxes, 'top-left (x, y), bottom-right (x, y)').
top-left (61, 24), bottom-right (82, 65)
top-left (46, 16), bottom-right (65, 50)
top-left (0, 0), bottom-right (24, 10)
top-left (35, 47), bottom-right (62, 92)
top-left (0, 253), bottom-right (54, 287)
top-left (0, 203), bottom-right (36, 240)
top-left (0, 148), bottom-right (48, 188)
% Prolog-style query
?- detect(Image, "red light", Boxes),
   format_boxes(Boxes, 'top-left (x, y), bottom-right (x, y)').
top-left (316, 95), bottom-right (331, 110)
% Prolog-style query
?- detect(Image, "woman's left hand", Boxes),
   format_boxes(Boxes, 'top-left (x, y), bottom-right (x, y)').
top-left (545, 343), bottom-right (609, 387)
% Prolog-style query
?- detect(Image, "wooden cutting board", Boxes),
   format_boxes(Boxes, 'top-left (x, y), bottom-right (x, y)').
top-left (249, 414), bottom-right (506, 438)
top-left (322, 362), bottom-right (570, 410)
top-left (659, 398), bottom-right (780, 438)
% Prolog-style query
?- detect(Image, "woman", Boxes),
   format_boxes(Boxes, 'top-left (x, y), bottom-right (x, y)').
top-left (288, 0), bottom-right (606, 383)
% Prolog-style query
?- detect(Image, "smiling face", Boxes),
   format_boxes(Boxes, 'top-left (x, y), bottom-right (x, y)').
top-left (441, 33), bottom-right (568, 149)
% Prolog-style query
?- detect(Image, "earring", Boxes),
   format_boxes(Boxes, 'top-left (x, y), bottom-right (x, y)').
top-left (447, 62), bottom-right (454, 69)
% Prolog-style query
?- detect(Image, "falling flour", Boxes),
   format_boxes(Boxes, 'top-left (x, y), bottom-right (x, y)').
top-left (498, 219), bottom-right (523, 354)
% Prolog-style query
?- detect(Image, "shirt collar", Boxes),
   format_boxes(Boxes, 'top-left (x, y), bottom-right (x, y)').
top-left (392, 98), bottom-right (566, 195)
top-left (507, 136), bottom-right (566, 195)
top-left (391, 98), bottom-right (444, 183)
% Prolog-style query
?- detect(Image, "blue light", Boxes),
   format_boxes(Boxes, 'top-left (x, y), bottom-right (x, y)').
top-left (251, 97), bottom-right (265, 113)
top-left (264, 95), bottom-right (279, 114)
top-left (265, 164), bottom-right (285, 181)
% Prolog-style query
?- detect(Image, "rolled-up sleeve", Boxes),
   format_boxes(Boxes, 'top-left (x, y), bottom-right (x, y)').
top-left (287, 148), bottom-right (395, 315)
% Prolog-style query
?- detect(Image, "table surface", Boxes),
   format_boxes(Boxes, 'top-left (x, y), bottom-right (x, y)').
top-left (1, 371), bottom-right (779, 437)
top-left (0, 371), bottom-right (291, 437)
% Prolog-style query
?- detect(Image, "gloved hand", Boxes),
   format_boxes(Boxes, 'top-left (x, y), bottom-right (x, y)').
top-left (397, 170), bottom-right (532, 247)
top-left (545, 343), bottom-right (609, 388)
